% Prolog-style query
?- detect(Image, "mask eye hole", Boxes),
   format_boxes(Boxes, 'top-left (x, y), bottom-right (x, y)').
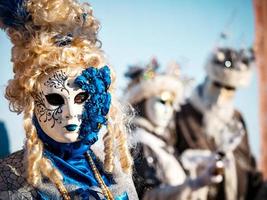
top-left (212, 81), bottom-right (236, 91)
top-left (45, 93), bottom-right (65, 106)
top-left (156, 98), bottom-right (167, 105)
top-left (213, 81), bottom-right (222, 88)
top-left (74, 92), bottom-right (89, 104)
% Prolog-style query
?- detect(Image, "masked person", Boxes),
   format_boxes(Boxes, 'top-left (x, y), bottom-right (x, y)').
top-left (175, 47), bottom-right (263, 200)
top-left (0, 0), bottom-right (138, 199)
top-left (125, 59), bottom-right (224, 200)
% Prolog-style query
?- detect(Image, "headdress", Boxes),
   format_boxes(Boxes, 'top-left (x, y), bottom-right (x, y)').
top-left (205, 47), bottom-right (254, 88)
top-left (0, 0), bottom-right (132, 191)
top-left (124, 58), bottom-right (184, 109)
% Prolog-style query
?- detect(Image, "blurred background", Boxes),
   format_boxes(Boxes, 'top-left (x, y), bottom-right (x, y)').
top-left (0, 0), bottom-right (258, 157)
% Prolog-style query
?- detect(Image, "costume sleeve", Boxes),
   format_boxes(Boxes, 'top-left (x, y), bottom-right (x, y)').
top-left (0, 151), bottom-right (37, 200)
top-left (0, 164), bottom-right (8, 191)
top-left (234, 111), bottom-right (263, 200)
top-left (0, 165), bottom-right (10, 199)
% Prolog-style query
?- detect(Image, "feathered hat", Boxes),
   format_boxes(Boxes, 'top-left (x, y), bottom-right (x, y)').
top-left (205, 47), bottom-right (254, 88)
top-left (124, 58), bottom-right (184, 109)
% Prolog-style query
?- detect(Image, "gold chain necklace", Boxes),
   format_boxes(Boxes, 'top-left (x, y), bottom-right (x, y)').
top-left (85, 152), bottom-right (114, 200)
top-left (55, 151), bottom-right (114, 200)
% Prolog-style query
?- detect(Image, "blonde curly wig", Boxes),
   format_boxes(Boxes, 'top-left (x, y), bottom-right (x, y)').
top-left (2, 0), bottom-right (132, 191)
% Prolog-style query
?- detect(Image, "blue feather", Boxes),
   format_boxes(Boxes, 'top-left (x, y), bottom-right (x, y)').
top-left (0, 0), bottom-right (30, 29)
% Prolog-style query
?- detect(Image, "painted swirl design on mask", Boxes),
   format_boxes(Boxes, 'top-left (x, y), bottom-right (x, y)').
top-left (44, 70), bottom-right (69, 94)
top-left (33, 91), bottom-right (63, 128)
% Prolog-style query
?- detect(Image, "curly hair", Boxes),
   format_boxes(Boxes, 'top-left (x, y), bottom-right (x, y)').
top-left (2, 0), bottom-right (133, 192)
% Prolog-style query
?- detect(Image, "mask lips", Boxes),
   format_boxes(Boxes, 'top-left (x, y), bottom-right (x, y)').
top-left (65, 124), bottom-right (78, 131)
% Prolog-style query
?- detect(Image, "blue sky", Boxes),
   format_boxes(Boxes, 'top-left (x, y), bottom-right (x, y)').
top-left (0, 0), bottom-right (259, 156)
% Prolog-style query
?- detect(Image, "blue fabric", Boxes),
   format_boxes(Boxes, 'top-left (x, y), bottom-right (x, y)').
top-left (34, 117), bottom-right (113, 199)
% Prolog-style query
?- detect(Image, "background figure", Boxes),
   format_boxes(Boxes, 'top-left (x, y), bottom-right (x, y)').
top-left (125, 59), bottom-right (223, 200)
top-left (0, 121), bottom-right (10, 159)
top-left (174, 47), bottom-right (263, 200)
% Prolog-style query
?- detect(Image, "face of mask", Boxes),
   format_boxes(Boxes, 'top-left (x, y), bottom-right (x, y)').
top-left (145, 93), bottom-right (174, 128)
top-left (34, 67), bottom-right (89, 143)
top-left (203, 79), bottom-right (236, 107)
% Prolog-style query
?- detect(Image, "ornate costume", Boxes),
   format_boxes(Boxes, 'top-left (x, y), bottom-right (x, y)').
top-left (0, 0), bottom-right (137, 199)
top-left (125, 60), bottom-right (222, 200)
top-left (175, 47), bottom-right (263, 200)
top-left (124, 60), bottom-right (185, 197)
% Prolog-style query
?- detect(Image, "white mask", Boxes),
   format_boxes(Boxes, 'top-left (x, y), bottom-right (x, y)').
top-left (34, 67), bottom-right (88, 143)
top-left (145, 94), bottom-right (174, 128)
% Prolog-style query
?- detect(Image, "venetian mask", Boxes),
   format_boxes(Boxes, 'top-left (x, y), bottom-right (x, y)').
top-left (145, 91), bottom-right (174, 128)
top-left (34, 67), bottom-right (87, 143)
top-left (33, 66), bottom-right (111, 144)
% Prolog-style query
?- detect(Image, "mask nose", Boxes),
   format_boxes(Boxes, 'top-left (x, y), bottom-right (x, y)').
top-left (63, 102), bottom-right (77, 119)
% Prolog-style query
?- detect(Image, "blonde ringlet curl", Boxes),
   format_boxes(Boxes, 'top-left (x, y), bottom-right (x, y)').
top-left (103, 124), bottom-right (115, 173)
top-left (23, 101), bottom-right (43, 186)
top-left (105, 96), bottom-right (133, 174)
top-left (19, 74), bottom-right (66, 190)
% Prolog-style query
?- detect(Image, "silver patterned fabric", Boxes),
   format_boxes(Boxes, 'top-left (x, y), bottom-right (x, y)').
top-left (0, 149), bottom-right (102, 199)
top-left (0, 150), bottom-right (138, 200)
top-left (0, 150), bottom-right (102, 199)
top-left (0, 150), bottom-right (37, 200)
